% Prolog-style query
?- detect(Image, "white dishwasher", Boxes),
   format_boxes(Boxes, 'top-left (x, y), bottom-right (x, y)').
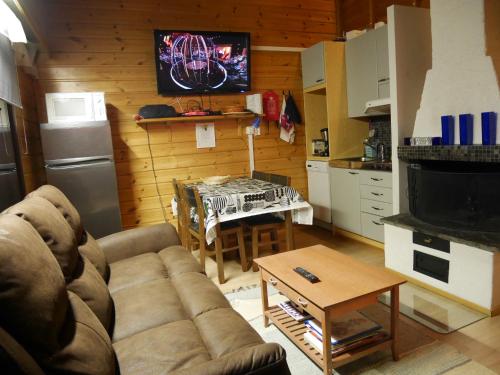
top-left (306, 160), bottom-right (331, 224)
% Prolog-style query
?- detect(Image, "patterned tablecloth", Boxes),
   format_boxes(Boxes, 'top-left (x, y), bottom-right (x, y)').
top-left (189, 177), bottom-right (313, 244)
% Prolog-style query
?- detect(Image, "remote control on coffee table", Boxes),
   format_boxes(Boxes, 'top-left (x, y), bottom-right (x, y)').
top-left (294, 267), bottom-right (320, 283)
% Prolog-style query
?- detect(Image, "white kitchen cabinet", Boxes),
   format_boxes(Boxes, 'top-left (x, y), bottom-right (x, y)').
top-left (360, 199), bottom-right (393, 217)
top-left (330, 168), bottom-right (361, 233)
top-left (331, 167), bottom-right (392, 242)
top-left (360, 169), bottom-right (392, 188)
top-left (301, 42), bottom-right (325, 89)
top-left (360, 185), bottom-right (393, 203)
top-left (345, 31), bottom-right (378, 118)
top-left (361, 212), bottom-right (385, 243)
top-left (345, 26), bottom-right (389, 118)
top-left (374, 26), bottom-right (390, 99)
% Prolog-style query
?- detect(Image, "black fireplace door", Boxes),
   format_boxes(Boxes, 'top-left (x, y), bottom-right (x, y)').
top-left (408, 162), bottom-right (500, 232)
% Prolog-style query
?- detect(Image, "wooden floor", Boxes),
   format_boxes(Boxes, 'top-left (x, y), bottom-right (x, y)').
top-left (205, 224), bottom-right (500, 373)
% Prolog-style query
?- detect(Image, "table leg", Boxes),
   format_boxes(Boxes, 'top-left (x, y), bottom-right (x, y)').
top-left (214, 235), bottom-right (225, 284)
top-left (237, 228), bottom-right (249, 272)
top-left (260, 272), bottom-right (270, 327)
top-left (391, 286), bottom-right (400, 361)
top-left (285, 210), bottom-right (295, 251)
top-left (321, 312), bottom-right (333, 375)
top-left (252, 227), bottom-right (259, 272)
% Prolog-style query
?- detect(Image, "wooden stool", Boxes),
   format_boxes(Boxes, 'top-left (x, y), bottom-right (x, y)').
top-left (243, 173), bottom-right (294, 271)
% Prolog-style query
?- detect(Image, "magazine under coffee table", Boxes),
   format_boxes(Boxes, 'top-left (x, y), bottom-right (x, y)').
top-left (254, 245), bottom-right (406, 375)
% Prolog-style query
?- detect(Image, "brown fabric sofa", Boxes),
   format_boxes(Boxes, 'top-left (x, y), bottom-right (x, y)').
top-left (0, 185), bottom-right (290, 375)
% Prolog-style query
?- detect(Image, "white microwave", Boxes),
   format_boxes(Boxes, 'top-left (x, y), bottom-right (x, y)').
top-left (45, 92), bottom-right (107, 123)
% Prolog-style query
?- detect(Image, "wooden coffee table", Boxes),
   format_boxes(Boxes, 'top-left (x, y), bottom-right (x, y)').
top-left (254, 245), bottom-right (406, 375)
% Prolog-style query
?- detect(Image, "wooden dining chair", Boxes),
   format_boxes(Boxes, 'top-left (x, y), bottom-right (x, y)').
top-left (179, 183), bottom-right (248, 284)
top-left (242, 174), bottom-right (294, 271)
top-left (252, 170), bottom-right (271, 182)
top-left (172, 179), bottom-right (189, 247)
top-left (270, 173), bottom-right (289, 186)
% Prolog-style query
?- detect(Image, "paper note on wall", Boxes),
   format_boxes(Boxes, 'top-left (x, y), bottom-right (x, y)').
top-left (246, 93), bottom-right (263, 115)
top-left (196, 123), bottom-right (216, 148)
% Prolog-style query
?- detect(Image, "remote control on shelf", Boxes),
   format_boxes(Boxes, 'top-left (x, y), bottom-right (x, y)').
top-left (293, 267), bottom-right (320, 283)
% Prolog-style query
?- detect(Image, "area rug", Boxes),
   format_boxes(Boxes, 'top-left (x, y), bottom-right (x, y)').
top-left (225, 286), bottom-right (495, 375)
top-left (378, 283), bottom-right (487, 333)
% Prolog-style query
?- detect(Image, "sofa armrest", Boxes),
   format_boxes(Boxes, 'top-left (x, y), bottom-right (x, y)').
top-left (170, 343), bottom-right (290, 375)
top-left (97, 223), bottom-right (180, 263)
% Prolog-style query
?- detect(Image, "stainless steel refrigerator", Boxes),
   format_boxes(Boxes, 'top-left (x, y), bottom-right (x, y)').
top-left (0, 125), bottom-right (22, 211)
top-left (40, 120), bottom-right (122, 238)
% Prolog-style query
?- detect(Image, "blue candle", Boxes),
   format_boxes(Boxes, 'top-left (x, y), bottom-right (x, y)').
top-left (481, 112), bottom-right (497, 145)
top-left (459, 114), bottom-right (473, 145)
top-left (441, 115), bottom-right (454, 145)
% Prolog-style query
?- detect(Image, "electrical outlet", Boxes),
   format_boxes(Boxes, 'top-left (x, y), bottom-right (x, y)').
top-left (245, 126), bottom-right (261, 135)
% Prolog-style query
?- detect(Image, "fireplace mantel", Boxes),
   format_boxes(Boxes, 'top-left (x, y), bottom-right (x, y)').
top-left (398, 145), bottom-right (500, 163)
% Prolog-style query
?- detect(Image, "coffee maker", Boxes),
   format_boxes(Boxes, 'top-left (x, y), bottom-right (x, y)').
top-left (312, 128), bottom-right (329, 156)
top-left (320, 128), bottom-right (329, 156)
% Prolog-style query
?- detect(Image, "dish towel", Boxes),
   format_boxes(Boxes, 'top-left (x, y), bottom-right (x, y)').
top-left (279, 94), bottom-right (295, 144)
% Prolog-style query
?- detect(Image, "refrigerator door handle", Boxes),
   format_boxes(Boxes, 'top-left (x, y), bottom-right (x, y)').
top-left (46, 159), bottom-right (112, 170)
top-left (0, 163), bottom-right (17, 173)
top-left (45, 155), bottom-right (114, 166)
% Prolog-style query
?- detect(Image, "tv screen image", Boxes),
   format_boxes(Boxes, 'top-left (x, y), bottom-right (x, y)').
top-left (154, 30), bottom-right (251, 95)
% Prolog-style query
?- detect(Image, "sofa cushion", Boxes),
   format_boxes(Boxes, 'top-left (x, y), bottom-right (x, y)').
top-left (4, 197), bottom-right (113, 332)
top-left (27, 185), bottom-right (83, 242)
top-left (159, 245), bottom-right (202, 277)
top-left (43, 291), bottom-right (115, 375)
top-left (169, 343), bottom-right (289, 375)
top-left (98, 223), bottom-right (181, 263)
top-left (3, 196), bottom-right (79, 280)
top-left (0, 214), bottom-right (68, 355)
top-left (113, 320), bottom-right (211, 375)
top-left (27, 185), bottom-right (110, 282)
top-left (172, 272), bottom-right (231, 319)
top-left (0, 214), bottom-right (116, 374)
top-left (112, 278), bottom-right (188, 342)
top-left (79, 231), bottom-right (110, 281)
top-left (67, 255), bottom-right (114, 332)
top-left (194, 308), bottom-right (264, 359)
top-left (108, 252), bottom-right (167, 294)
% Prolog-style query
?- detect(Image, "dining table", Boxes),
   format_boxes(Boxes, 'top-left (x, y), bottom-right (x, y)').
top-left (187, 177), bottom-right (313, 245)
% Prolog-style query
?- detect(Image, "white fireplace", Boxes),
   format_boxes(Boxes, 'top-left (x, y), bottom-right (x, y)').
top-left (385, 1), bottom-right (500, 314)
top-left (413, 0), bottom-right (500, 143)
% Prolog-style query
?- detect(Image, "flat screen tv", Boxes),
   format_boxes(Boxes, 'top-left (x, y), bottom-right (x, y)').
top-left (154, 30), bottom-right (251, 95)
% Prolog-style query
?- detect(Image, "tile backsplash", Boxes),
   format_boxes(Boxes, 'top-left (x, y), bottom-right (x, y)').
top-left (368, 116), bottom-right (392, 159)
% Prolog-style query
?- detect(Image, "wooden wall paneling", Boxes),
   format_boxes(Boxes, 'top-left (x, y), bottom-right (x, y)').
top-left (27, 0), bottom-right (335, 228)
top-left (14, 68), bottom-right (45, 193)
top-left (39, 0), bottom-right (337, 49)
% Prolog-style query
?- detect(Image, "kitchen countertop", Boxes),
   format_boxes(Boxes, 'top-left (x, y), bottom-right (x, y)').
top-left (382, 214), bottom-right (500, 253)
top-left (329, 157), bottom-right (392, 171)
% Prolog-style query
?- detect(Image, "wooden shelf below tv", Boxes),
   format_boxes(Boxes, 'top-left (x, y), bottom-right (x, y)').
top-left (136, 112), bottom-right (259, 125)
